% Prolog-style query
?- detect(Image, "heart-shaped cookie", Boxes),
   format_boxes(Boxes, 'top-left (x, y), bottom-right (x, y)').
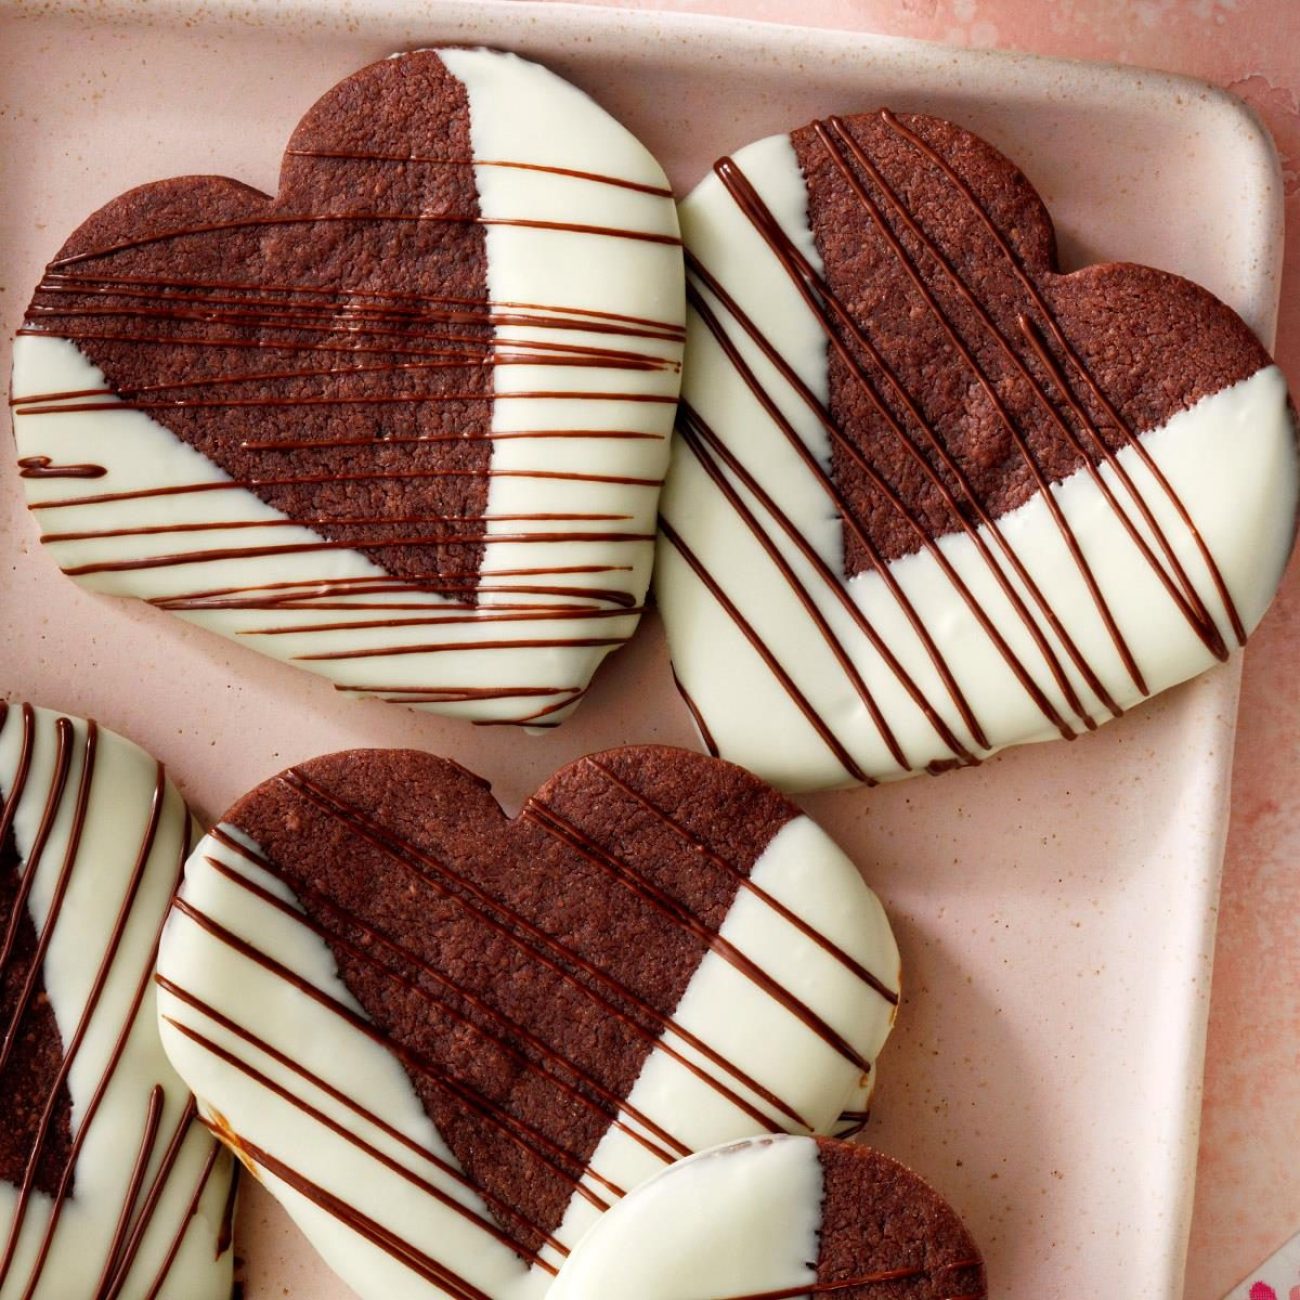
top-left (549, 1136), bottom-right (986, 1300)
top-left (0, 702), bottom-right (233, 1299)
top-left (658, 110), bottom-right (1298, 791)
top-left (156, 745), bottom-right (900, 1300)
top-left (12, 49), bottom-right (683, 727)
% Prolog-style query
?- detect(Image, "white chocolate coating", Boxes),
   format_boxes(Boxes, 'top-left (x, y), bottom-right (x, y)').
top-left (657, 130), bottom-right (1299, 791)
top-left (548, 1137), bottom-right (823, 1300)
top-left (11, 48), bottom-right (682, 727)
top-left (157, 805), bottom-right (899, 1300)
top-left (0, 704), bottom-right (233, 1300)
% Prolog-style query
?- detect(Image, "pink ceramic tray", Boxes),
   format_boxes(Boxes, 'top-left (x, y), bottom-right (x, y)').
top-left (0, 2), bottom-right (1285, 1296)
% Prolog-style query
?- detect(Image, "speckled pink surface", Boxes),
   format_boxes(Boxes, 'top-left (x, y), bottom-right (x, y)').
top-left (0, 3), bottom-right (1296, 1298)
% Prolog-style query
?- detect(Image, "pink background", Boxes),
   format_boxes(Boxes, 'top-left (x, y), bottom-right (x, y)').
top-left (536, 3), bottom-right (1300, 1296)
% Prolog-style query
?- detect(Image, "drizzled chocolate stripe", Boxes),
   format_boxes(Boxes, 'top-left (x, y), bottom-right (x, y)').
top-left (660, 518), bottom-right (874, 784)
top-left (14, 338), bottom-right (677, 401)
top-left (832, 1108), bottom-right (870, 1138)
top-left (19, 306), bottom-right (678, 367)
top-left (169, 894), bottom-right (622, 1214)
top-left (712, 153), bottom-right (1115, 732)
top-left (150, 575), bottom-right (639, 614)
top-left (199, 851), bottom-right (689, 1168)
top-left (879, 108), bottom-right (1244, 648)
top-left (21, 287), bottom-right (681, 357)
top-left (0, 715), bottom-right (75, 945)
top-left (136, 1138), bottom-right (224, 1300)
top-left (0, 709), bottom-right (228, 1299)
top-left (523, 798), bottom-right (876, 1074)
top-left (15, 326), bottom-right (672, 362)
top-left (586, 757), bottom-right (898, 1006)
top-left (163, 1014), bottom-right (563, 1273)
top-left (683, 257), bottom-right (1076, 749)
top-left (269, 774), bottom-right (812, 1133)
top-left (237, 430), bottom-right (666, 450)
top-left (156, 974), bottom-right (571, 1260)
top-left (101, 1098), bottom-right (203, 1300)
top-left (671, 668), bottom-right (720, 757)
top-left (41, 512), bottom-right (636, 541)
top-left (28, 468), bottom-right (659, 517)
top-left (47, 209), bottom-right (679, 270)
top-left (34, 270), bottom-right (687, 339)
top-left (12, 384), bottom-right (678, 414)
top-left (17, 454), bottom-right (106, 479)
top-left (213, 1133), bottom-right (495, 1300)
top-left (284, 147), bottom-right (676, 198)
top-left (60, 534), bottom-right (654, 579)
top-left (248, 606), bottom-right (644, 637)
top-left (811, 117), bottom-right (1145, 696)
top-left (95, 1084), bottom-right (166, 1298)
top-left (295, 635), bottom-right (628, 663)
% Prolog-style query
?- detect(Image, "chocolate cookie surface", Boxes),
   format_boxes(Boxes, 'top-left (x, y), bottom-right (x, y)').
top-left (0, 702), bottom-right (234, 1300)
top-left (156, 745), bottom-right (900, 1300)
top-left (548, 1135), bottom-right (987, 1299)
top-left (12, 48), bottom-right (683, 727)
top-left (658, 110), bottom-right (1297, 791)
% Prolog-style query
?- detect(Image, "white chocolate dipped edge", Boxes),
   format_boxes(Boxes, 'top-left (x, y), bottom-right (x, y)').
top-left (547, 1136), bottom-right (823, 1300)
top-left (11, 48), bottom-right (683, 728)
top-left (0, 704), bottom-right (233, 1300)
top-left (657, 131), bottom-right (1299, 792)
top-left (156, 811), bottom-right (899, 1300)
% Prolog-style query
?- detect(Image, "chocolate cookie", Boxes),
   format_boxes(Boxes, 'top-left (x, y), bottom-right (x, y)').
top-left (549, 1135), bottom-right (987, 1299)
top-left (156, 745), bottom-right (900, 1299)
top-left (12, 49), bottom-right (683, 727)
top-left (658, 109), bottom-right (1298, 791)
top-left (0, 702), bottom-right (234, 1299)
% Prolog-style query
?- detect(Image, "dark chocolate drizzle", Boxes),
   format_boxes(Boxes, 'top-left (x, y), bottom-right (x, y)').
top-left (157, 970), bottom-right (568, 1264)
top-left (283, 146), bottom-right (676, 198)
top-left (212, 1131), bottom-right (495, 1300)
top-left (42, 208), bottom-right (679, 270)
top-left (274, 767), bottom-right (820, 1131)
top-left (832, 1107), bottom-right (871, 1139)
top-left (880, 109), bottom-right (1243, 646)
top-left (812, 117), bottom-right (1143, 695)
top-left (17, 454), bottom-right (107, 479)
top-left (711, 153), bottom-right (1112, 732)
top-left (0, 704), bottom-right (74, 1201)
top-left (521, 799), bottom-right (876, 1072)
top-left (674, 110), bottom-right (1256, 777)
top-left (0, 705), bottom-right (227, 1297)
top-left (585, 756), bottom-right (898, 1006)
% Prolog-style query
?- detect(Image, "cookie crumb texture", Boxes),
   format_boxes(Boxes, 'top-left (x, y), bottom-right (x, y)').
top-left (157, 744), bottom-right (901, 1300)
top-left (547, 1135), bottom-right (987, 1300)
top-left (659, 108), bottom-right (1298, 791)
top-left (13, 48), bottom-right (683, 727)
top-left (0, 702), bottom-right (234, 1300)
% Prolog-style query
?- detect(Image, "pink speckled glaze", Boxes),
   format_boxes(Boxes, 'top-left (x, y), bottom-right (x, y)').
top-left (1, 3), bottom-right (1296, 1299)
